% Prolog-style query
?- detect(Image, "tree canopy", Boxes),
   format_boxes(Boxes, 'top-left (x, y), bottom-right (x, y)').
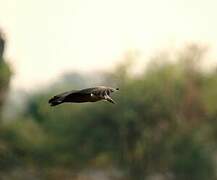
top-left (0, 44), bottom-right (217, 180)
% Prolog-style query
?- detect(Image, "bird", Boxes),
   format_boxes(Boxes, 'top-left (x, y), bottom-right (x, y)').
top-left (48, 86), bottom-right (119, 106)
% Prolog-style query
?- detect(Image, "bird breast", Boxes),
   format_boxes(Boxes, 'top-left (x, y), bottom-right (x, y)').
top-left (90, 93), bottom-right (104, 102)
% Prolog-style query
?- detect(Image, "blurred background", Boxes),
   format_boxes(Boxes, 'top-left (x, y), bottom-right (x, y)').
top-left (0, 0), bottom-right (217, 179)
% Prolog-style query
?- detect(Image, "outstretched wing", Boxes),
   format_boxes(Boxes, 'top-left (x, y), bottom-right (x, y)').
top-left (48, 86), bottom-right (119, 106)
top-left (79, 86), bottom-right (117, 96)
top-left (63, 90), bottom-right (92, 103)
top-left (48, 89), bottom-right (90, 106)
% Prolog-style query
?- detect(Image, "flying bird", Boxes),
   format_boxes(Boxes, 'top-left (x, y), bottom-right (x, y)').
top-left (48, 86), bottom-right (119, 106)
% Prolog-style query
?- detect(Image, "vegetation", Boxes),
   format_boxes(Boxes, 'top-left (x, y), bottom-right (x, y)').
top-left (0, 31), bottom-right (217, 179)
top-left (0, 32), bottom-right (11, 119)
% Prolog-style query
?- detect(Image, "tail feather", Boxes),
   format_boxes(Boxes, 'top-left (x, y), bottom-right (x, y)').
top-left (48, 96), bottom-right (63, 106)
top-left (48, 95), bottom-right (64, 106)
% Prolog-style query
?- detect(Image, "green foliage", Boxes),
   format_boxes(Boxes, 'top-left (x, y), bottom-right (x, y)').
top-left (1, 45), bottom-right (217, 179)
top-left (0, 32), bottom-right (12, 121)
top-left (0, 61), bottom-right (11, 87)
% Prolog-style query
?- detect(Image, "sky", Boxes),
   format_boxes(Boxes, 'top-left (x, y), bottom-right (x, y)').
top-left (0, 0), bottom-right (217, 90)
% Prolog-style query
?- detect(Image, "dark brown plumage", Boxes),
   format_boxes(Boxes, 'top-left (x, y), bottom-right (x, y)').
top-left (48, 86), bottom-right (119, 106)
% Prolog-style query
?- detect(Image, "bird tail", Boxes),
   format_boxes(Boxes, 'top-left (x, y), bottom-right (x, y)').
top-left (48, 96), bottom-right (63, 106)
top-left (48, 92), bottom-right (69, 106)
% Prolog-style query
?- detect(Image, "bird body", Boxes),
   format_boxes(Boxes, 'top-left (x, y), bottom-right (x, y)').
top-left (48, 86), bottom-right (119, 106)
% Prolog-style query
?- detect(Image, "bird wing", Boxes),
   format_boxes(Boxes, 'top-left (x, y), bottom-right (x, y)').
top-left (60, 87), bottom-right (113, 103)
top-left (78, 87), bottom-right (109, 96)
top-left (77, 87), bottom-right (99, 94)
top-left (49, 88), bottom-right (98, 102)
top-left (75, 86), bottom-right (118, 95)
top-left (63, 89), bottom-right (97, 103)
top-left (48, 86), bottom-right (118, 105)
top-left (48, 90), bottom-right (75, 104)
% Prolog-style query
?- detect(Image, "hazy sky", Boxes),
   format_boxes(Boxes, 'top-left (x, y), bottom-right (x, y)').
top-left (0, 0), bottom-right (217, 90)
